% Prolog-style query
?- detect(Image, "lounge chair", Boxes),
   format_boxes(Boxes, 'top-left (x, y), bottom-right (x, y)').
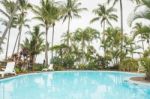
top-left (0, 62), bottom-right (16, 78)
top-left (42, 64), bottom-right (54, 71)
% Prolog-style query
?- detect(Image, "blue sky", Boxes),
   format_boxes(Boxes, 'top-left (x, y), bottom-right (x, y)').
top-left (0, 0), bottom-right (137, 63)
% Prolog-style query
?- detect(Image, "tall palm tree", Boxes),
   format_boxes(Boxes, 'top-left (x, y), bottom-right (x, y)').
top-left (103, 27), bottom-right (122, 65)
top-left (130, 0), bottom-right (150, 25)
top-left (74, 28), bottom-right (86, 63)
top-left (90, 4), bottom-right (118, 32)
top-left (16, 0), bottom-right (31, 54)
top-left (32, 0), bottom-right (58, 66)
top-left (130, 0), bottom-right (143, 4)
top-left (21, 26), bottom-right (44, 65)
top-left (73, 27), bottom-right (99, 64)
top-left (61, 0), bottom-right (87, 46)
top-left (132, 23), bottom-right (150, 51)
top-left (0, 37), bottom-right (4, 53)
top-left (0, 0), bottom-right (19, 48)
top-left (83, 27), bottom-right (99, 46)
top-left (61, 32), bottom-right (73, 45)
top-left (124, 36), bottom-right (140, 58)
top-left (107, 0), bottom-right (143, 30)
top-left (106, 0), bottom-right (124, 54)
top-left (90, 4), bottom-right (118, 57)
top-left (50, 44), bottom-right (69, 65)
top-left (12, 30), bottom-right (19, 56)
top-left (49, 1), bottom-right (61, 62)
top-left (133, 23), bottom-right (144, 51)
top-left (107, 0), bottom-right (142, 55)
top-left (0, 0), bottom-right (17, 60)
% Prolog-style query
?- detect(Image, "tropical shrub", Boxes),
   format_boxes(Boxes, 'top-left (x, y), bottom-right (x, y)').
top-left (119, 58), bottom-right (138, 71)
top-left (15, 67), bottom-right (21, 73)
top-left (63, 55), bottom-right (75, 68)
top-left (21, 26), bottom-right (44, 67)
top-left (32, 64), bottom-right (43, 71)
top-left (143, 47), bottom-right (150, 57)
top-left (78, 64), bottom-right (87, 70)
top-left (54, 66), bottom-right (65, 71)
top-left (51, 57), bottom-right (62, 67)
top-left (51, 56), bottom-right (75, 69)
top-left (141, 58), bottom-right (150, 80)
top-left (87, 61), bottom-right (100, 70)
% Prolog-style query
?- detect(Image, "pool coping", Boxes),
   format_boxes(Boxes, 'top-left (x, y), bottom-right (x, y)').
top-left (0, 70), bottom-right (148, 86)
top-left (125, 77), bottom-right (150, 87)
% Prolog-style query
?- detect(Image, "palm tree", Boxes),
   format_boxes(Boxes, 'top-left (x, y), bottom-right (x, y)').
top-left (50, 44), bottom-right (69, 65)
top-left (0, 37), bottom-right (4, 53)
top-left (130, 0), bottom-right (143, 4)
top-left (12, 30), bottom-right (20, 56)
top-left (0, 0), bottom-right (17, 60)
top-left (49, 1), bottom-right (61, 62)
top-left (103, 27), bottom-right (122, 65)
top-left (21, 26), bottom-right (44, 65)
top-left (90, 4), bottom-right (118, 57)
top-left (106, 0), bottom-right (124, 55)
top-left (16, 0), bottom-right (31, 54)
top-left (61, 0), bottom-right (87, 46)
top-left (132, 23), bottom-right (150, 51)
top-left (0, 0), bottom-right (19, 48)
top-left (83, 27), bottom-right (99, 46)
top-left (73, 27), bottom-right (99, 64)
top-left (107, 0), bottom-right (142, 32)
top-left (90, 4), bottom-right (118, 32)
top-left (106, 0), bottom-right (142, 56)
top-left (130, 0), bottom-right (150, 25)
top-left (61, 32), bottom-right (74, 45)
top-left (124, 36), bottom-right (141, 59)
top-left (32, 0), bottom-right (58, 66)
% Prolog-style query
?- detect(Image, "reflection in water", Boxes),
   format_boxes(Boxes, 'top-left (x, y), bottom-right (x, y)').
top-left (0, 72), bottom-right (150, 99)
top-left (34, 77), bottom-right (44, 87)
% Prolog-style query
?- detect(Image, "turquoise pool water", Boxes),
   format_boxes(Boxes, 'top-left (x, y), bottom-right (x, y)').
top-left (0, 71), bottom-right (150, 99)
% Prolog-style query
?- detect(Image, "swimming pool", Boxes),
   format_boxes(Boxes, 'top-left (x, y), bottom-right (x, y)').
top-left (0, 71), bottom-right (150, 99)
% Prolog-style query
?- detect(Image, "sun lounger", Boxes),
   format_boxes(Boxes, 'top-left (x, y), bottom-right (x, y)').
top-left (42, 64), bottom-right (54, 71)
top-left (0, 62), bottom-right (16, 78)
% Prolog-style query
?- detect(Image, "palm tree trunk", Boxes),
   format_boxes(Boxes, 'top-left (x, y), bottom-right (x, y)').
top-left (103, 21), bottom-right (105, 32)
top-left (148, 39), bottom-right (150, 47)
top-left (51, 23), bottom-right (55, 63)
top-left (45, 26), bottom-right (49, 66)
top-left (5, 28), bottom-right (11, 60)
top-left (103, 21), bottom-right (106, 56)
top-left (12, 32), bottom-right (20, 56)
top-left (17, 26), bottom-right (22, 54)
top-left (142, 40), bottom-right (144, 52)
top-left (120, 0), bottom-right (124, 53)
top-left (60, 49), bottom-right (63, 65)
top-left (30, 55), bottom-right (35, 70)
top-left (103, 21), bottom-right (107, 67)
top-left (67, 17), bottom-right (71, 46)
top-left (131, 45), bottom-right (134, 59)
top-left (81, 35), bottom-right (85, 64)
top-left (0, 0), bottom-right (19, 47)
